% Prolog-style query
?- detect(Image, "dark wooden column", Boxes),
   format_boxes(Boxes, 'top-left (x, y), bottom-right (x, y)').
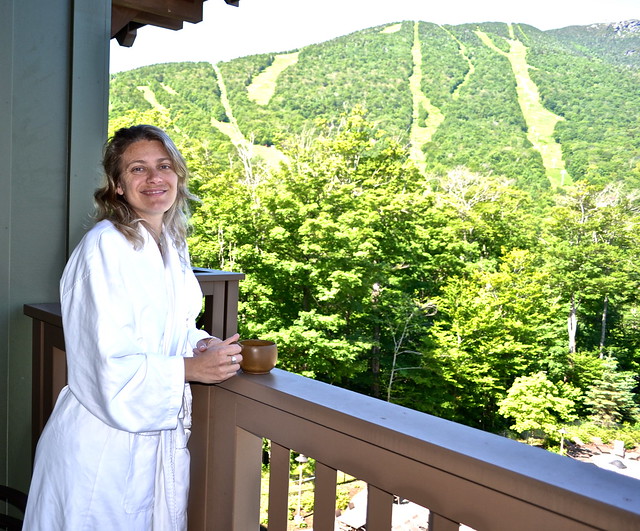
top-left (23, 303), bottom-right (66, 458)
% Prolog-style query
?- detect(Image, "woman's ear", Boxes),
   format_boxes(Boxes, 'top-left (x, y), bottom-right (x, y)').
top-left (116, 183), bottom-right (124, 196)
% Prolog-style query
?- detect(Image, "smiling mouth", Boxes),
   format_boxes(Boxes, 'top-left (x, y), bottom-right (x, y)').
top-left (142, 189), bottom-right (167, 196)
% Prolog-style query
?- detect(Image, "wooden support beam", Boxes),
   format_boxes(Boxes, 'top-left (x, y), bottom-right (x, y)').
top-left (113, 22), bottom-right (143, 47)
top-left (132, 12), bottom-right (184, 30)
top-left (111, 4), bottom-right (139, 37)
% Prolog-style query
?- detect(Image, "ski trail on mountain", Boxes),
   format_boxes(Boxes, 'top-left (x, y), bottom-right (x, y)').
top-left (212, 64), bottom-right (287, 168)
top-left (439, 26), bottom-right (474, 100)
top-left (136, 74), bottom-right (252, 157)
top-left (211, 64), bottom-right (248, 147)
top-left (247, 52), bottom-right (299, 106)
top-left (475, 26), bottom-right (570, 186)
top-left (381, 22), bottom-right (402, 34)
top-left (409, 22), bottom-right (445, 173)
top-left (136, 86), bottom-right (170, 118)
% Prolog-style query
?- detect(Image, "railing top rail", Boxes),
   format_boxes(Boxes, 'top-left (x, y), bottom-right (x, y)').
top-left (192, 268), bottom-right (245, 281)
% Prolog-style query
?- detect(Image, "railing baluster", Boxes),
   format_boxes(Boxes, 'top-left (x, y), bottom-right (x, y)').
top-left (267, 442), bottom-right (291, 531)
top-left (365, 485), bottom-right (393, 531)
top-left (233, 428), bottom-right (262, 530)
top-left (312, 462), bottom-right (337, 530)
top-left (429, 511), bottom-right (461, 531)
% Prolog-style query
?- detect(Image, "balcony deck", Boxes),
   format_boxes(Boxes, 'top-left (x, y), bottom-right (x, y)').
top-left (25, 269), bottom-right (640, 530)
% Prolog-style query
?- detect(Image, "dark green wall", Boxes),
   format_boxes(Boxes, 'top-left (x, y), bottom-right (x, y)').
top-left (0, 0), bottom-right (109, 493)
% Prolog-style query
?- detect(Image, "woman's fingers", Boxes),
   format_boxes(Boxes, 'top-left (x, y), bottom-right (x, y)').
top-left (219, 333), bottom-right (240, 346)
top-left (187, 334), bottom-right (243, 383)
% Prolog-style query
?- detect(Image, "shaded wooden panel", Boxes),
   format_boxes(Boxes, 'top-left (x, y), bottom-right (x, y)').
top-left (187, 381), bottom-right (213, 529)
top-left (430, 512), bottom-right (462, 531)
top-left (194, 269), bottom-right (243, 339)
top-left (233, 427), bottom-right (262, 530)
top-left (111, 4), bottom-right (139, 36)
top-left (132, 12), bottom-right (183, 29)
top-left (312, 462), bottom-right (337, 531)
top-left (188, 385), bottom-right (237, 530)
top-left (50, 346), bottom-right (67, 408)
top-left (24, 304), bottom-right (65, 459)
top-left (267, 442), bottom-right (291, 530)
top-left (111, 0), bottom-right (240, 45)
top-left (366, 485), bottom-right (393, 531)
top-left (111, 0), bottom-right (207, 45)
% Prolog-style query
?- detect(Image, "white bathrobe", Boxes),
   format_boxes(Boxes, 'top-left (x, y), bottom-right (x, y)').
top-left (23, 220), bottom-right (210, 531)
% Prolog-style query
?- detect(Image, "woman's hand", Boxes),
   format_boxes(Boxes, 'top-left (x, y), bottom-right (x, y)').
top-left (184, 333), bottom-right (242, 384)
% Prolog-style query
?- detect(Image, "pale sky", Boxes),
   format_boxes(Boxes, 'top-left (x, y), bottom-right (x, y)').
top-left (110, 0), bottom-right (639, 73)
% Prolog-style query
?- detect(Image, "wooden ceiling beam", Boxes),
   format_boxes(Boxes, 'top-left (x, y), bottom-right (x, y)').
top-left (112, 0), bottom-right (204, 24)
top-left (111, 0), bottom-right (238, 47)
top-left (132, 13), bottom-right (184, 30)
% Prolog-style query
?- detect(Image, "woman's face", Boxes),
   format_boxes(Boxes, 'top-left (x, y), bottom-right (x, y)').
top-left (117, 139), bottom-right (179, 233)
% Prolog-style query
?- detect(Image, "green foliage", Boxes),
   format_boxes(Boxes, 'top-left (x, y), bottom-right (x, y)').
top-left (109, 21), bottom-right (640, 192)
top-left (109, 62), bottom-right (234, 164)
top-left (498, 372), bottom-right (578, 439)
top-left (547, 21), bottom-right (640, 70)
top-left (335, 480), bottom-right (363, 512)
top-left (584, 357), bottom-right (640, 426)
top-left (541, 182), bottom-right (640, 356)
top-left (191, 108), bottom-right (420, 386)
top-left (420, 248), bottom-right (566, 430)
top-left (566, 421), bottom-right (640, 450)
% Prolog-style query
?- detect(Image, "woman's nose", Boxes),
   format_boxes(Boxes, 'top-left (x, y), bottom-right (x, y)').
top-left (146, 168), bottom-right (162, 182)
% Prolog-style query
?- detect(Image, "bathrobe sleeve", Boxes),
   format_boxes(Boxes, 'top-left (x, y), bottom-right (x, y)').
top-left (60, 222), bottom-right (204, 433)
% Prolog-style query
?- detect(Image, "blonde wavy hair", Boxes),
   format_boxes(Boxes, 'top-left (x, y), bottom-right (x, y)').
top-left (94, 125), bottom-right (196, 250)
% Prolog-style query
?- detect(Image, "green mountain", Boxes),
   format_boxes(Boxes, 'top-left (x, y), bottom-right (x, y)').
top-left (110, 20), bottom-right (640, 194)
top-left (548, 19), bottom-right (640, 68)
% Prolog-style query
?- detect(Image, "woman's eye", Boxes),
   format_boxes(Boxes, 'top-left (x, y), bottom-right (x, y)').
top-left (159, 163), bottom-right (172, 171)
top-left (130, 166), bottom-right (147, 173)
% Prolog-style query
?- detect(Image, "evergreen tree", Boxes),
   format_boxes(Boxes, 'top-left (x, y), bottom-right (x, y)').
top-left (585, 357), bottom-right (639, 426)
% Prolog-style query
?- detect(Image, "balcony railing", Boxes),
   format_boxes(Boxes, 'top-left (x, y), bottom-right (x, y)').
top-left (189, 369), bottom-right (640, 531)
top-left (25, 269), bottom-right (640, 531)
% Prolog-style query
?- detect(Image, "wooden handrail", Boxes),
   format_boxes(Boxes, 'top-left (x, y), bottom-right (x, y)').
top-left (196, 369), bottom-right (640, 531)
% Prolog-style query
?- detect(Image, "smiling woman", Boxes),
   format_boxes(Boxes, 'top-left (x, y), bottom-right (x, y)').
top-left (22, 124), bottom-right (242, 531)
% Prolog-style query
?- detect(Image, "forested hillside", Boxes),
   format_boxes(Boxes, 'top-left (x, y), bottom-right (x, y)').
top-left (109, 20), bottom-right (640, 443)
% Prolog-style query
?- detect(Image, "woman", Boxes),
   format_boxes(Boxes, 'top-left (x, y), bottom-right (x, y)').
top-left (23, 125), bottom-right (242, 530)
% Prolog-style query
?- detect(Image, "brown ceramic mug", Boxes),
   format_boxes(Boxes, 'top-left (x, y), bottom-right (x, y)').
top-left (238, 339), bottom-right (278, 374)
